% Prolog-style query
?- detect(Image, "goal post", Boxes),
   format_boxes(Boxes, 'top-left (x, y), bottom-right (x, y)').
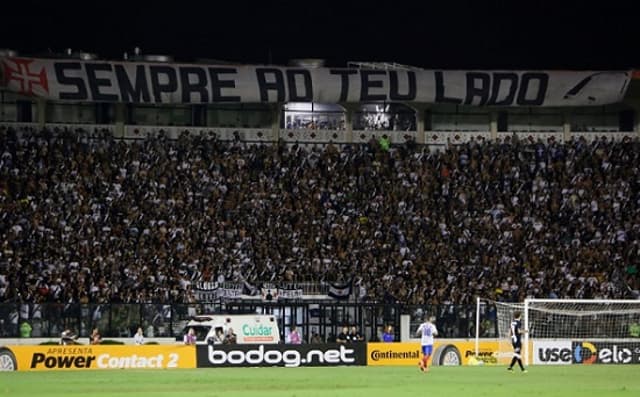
top-left (475, 298), bottom-right (524, 365)
top-left (476, 298), bottom-right (640, 366)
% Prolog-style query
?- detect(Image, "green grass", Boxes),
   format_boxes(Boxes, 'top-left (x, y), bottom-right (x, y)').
top-left (1, 366), bottom-right (639, 397)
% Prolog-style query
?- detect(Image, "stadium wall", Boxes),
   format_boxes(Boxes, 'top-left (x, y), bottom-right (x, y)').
top-left (3, 339), bottom-right (639, 371)
top-left (0, 337), bottom-right (178, 346)
top-left (1, 121), bottom-right (637, 154)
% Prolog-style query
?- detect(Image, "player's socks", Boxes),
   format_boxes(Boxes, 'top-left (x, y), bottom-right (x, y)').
top-left (517, 359), bottom-right (525, 371)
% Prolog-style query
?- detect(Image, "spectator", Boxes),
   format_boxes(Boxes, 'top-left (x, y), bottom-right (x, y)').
top-left (60, 329), bottom-right (78, 345)
top-left (378, 135), bottom-right (390, 151)
top-left (382, 325), bottom-right (394, 342)
top-left (349, 326), bottom-right (364, 342)
top-left (0, 126), bottom-right (637, 312)
top-left (223, 327), bottom-right (237, 344)
top-left (90, 328), bottom-right (102, 345)
top-left (184, 328), bottom-right (196, 345)
top-left (310, 331), bottom-right (323, 344)
top-left (630, 322), bottom-right (640, 337)
top-left (134, 327), bottom-right (145, 345)
top-left (287, 325), bottom-right (302, 344)
top-left (336, 326), bottom-right (350, 344)
top-left (19, 321), bottom-right (32, 338)
top-left (209, 328), bottom-right (224, 344)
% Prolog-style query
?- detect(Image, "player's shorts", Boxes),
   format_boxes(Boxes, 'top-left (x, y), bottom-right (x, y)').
top-left (422, 345), bottom-right (433, 355)
top-left (512, 341), bottom-right (522, 353)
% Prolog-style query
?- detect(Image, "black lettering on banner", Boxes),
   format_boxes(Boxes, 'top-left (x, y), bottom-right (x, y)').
top-left (30, 352), bottom-right (96, 369)
top-left (537, 347), bottom-right (572, 363)
top-left (517, 73), bottom-right (548, 106)
top-left (330, 69), bottom-right (358, 102)
top-left (464, 350), bottom-right (498, 364)
top-left (180, 67), bottom-right (209, 103)
top-left (360, 70), bottom-right (387, 101)
top-left (31, 352), bottom-right (46, 368)
top-left (487, 72), bottom-right (518, 106)
top-left (149, 66), bottom-right (178, 103)
top-left (286, 69), bottom-right (313, 102)
top-left (370, 349), bottom-right (420, 361)
top-left (208, 67), bottom-right (240, 102)
top-left (256, 68), bottom-right (285, 102)
top-left (115, 64), bottom-right (150, 103)
top-left (389, 71), bottom-right (416, 101)
top-left (464, 72), bottom-right (490, 105)
top-left (54, 62), bottom-right (88, 101)
top-left (434, 71), bottom-right (462, 104)
top-left (85, 63), bottom-right (118, 102)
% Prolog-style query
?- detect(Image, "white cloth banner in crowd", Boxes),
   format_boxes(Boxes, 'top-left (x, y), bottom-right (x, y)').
top-left (194, 282), bottom-right (243, 301)
top-left (328, 281), bottom-right (353, 300)
top-left (0, 57), bottom-right (631, 106)
top-left (258, 287), bottom-right (304, 301)
top-left (277, 287), bottom-right (304, 300)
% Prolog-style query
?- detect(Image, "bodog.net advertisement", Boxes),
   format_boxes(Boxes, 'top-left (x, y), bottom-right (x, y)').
top-left (0, 345), bottom-right (196, 371)
top-left (196, 343), bottom-right (367, 368)
top-left (367, 341), bottom-right (507, 366)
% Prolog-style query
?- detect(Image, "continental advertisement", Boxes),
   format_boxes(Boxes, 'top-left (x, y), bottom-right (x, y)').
top-left (0, 345), bottom-right (196, 371)
top-left (367, 341), bottom-right (523, 366)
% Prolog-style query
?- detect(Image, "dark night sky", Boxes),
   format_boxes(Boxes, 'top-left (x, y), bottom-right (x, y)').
top-left (2, 0), bottom-right (639, 69)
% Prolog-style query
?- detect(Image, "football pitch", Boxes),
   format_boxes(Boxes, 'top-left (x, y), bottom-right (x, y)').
top-left (1, 365), bottom-right (639, 397)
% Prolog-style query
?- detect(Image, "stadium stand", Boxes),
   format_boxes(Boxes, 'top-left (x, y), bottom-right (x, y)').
top-left (1, 125), bottom-right (638, 310)
top-left (1, 55), bottom-right (639, 340)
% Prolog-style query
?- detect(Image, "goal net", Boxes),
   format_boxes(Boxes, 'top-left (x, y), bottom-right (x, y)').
top-left (525, 299), bottom-right (640, 340)
top-left (474, 300), bottom-right (524, 365)
top-left (476, 298), bottom-right (640, 365)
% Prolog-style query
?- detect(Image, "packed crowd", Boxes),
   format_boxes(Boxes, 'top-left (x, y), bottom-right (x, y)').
top-left (1, 125), bottom-right (639, 307)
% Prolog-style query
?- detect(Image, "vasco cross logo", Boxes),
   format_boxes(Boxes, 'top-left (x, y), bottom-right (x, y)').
top-left (2, 58), bottom-right (49, 96)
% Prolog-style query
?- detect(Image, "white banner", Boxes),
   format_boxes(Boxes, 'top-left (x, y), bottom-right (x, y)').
top-left (193, 282), bottom-right (243, 301)
top-left (0, 57), bottom-right (630, 106)
top-left (532, 340), bottom-right (572, 365)
top-left (328, 281), bottom-right (353, 300)
top-left (277, 287), bottom-right (304, 300)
